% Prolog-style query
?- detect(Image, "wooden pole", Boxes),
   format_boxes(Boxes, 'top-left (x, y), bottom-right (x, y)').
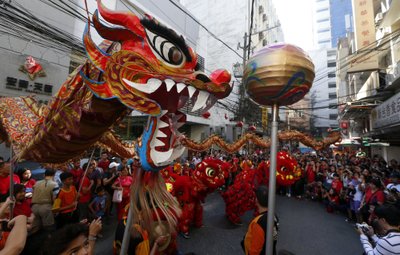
top-left (9, 142), bottom-right (14, 218)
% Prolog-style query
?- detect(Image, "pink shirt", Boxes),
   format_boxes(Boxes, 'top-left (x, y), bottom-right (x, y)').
top-left (114, 176), bottom-right (133, 198)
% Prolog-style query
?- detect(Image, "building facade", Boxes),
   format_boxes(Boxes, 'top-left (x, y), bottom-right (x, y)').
top-left (336, 0), bottom-right (400, 162)
top-left (310, 0), bottom-right (354, 136)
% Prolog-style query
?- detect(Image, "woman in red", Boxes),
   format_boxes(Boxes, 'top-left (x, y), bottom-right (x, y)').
top-left (17, 168), bottom-right (36, 199)
top-left (360, 177), bottom-right (385, 223)
top-left (112, 166), bottom-right (133, 220)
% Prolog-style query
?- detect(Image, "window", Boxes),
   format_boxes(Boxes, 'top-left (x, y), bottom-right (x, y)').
top-left (318, 39), bottom-right (330, 44)
top-left (328, 72), bottom-right (336, 78)
top-left (327, 50), bottom-right (336, 56)
top-left (317, 18), bottom-right (329, 23)
top-left (297, 111), bottom-right (304, 117)
top-left (316, 7), bottom-right (328, 13)
top-left (328, 93), bottom-right (337, 99)
top-left (259, 5), bottom-right (264, 14)
top-left (196, 54), bottom-right (205, 72)
top-left (329, 114), bottom-right (338, 120)
top-left (328, 82), bottom-right (336, 88)
top-left (327, 62), bottom-right (336, 68)
top-left (329, 103), bottom-right (337, 109)
top-left (262, 39), bottom-right (268, 46)
top-left (318, 28), bottom-right (330, 33)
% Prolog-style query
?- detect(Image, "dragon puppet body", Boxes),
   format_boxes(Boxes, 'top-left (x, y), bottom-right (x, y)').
top-left (222, 151), bottom-right (301, 224)
top-left (162, 159), bottom-right (230, 237)
top-left (0, 0), bottom-right (232, 237)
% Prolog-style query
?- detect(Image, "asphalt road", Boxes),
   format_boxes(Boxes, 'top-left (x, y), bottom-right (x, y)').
top-left (96, 192), bottom-right (364, 255)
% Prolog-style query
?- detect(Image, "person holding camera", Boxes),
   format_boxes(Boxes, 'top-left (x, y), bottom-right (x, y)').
top-left (0, 215), bottom-right (28, 255)
top-left (357, 205), bottom-right (400, 254)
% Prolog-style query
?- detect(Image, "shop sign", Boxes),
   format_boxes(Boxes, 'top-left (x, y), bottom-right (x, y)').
top-left (371, 92), bottom-right (400, 129)
top-left (5, 76), bottom-right (53, 95)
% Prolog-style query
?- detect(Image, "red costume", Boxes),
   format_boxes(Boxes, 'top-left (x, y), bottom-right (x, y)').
top-left (164, 159), bottom-right (227, 236)
top-left (223, 151), bottom-right (301, 224)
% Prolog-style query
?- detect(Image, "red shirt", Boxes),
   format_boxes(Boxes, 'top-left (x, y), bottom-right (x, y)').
top-left (13, 199), bottom-right (32, 217)
top-left (0, 174), bottom-right (20, 195)
top-left (329, 194), bottom-right (340, 205)
top-left (306, 165), bottom-right (316, 183)
top-left (70, 168), bottom-right (83, 186)
top-left (331, 179), bottom-right (343, 194)
top-left (22, 179), bottom-right (36, 189)
top-left (365, 189), bottom-right (385, 205)
top-left (97, 160), bottom-right (110, 172)
top-left (79, 176), bottom-right (92, 203)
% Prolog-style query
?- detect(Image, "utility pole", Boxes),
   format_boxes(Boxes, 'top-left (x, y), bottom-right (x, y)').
top-left (237, 33), bottom-right (248, 122)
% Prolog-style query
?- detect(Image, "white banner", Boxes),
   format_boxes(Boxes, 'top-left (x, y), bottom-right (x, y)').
top-left (371, 92), bottom-right (400, 129)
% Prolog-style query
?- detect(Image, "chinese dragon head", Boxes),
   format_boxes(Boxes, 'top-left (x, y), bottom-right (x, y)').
top-left (83, 0), bottom-right (232, 172)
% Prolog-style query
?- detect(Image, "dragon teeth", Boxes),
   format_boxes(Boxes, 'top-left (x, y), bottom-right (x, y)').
top-left (165, 79), bottom-right (175, 92)
top-left (152, 138), bottom-right (165, 148)
top-left (122, 78), bottom-right (162, 94)
top-left (155, 130), bottom-right (167, 138)
top-left (187, 86), bottom-right (196, 98)
top-left (176, 83), bottom-right (187, 93)
top-left (158, 120), bottom-right (169, 128)
top-left (192, 90), bottom-right (210, 112)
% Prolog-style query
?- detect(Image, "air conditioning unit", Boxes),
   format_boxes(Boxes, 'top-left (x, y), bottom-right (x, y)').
top-left (375, 12), bottom-right (383, 24)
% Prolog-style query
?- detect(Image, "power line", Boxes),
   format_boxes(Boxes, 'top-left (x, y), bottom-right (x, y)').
top-left (167, 0), bottom-right (243, 60)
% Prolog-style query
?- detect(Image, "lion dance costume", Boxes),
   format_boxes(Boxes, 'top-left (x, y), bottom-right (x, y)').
top-left (222, 151), bottom-right (301, 224)
top-left (163, 159), bottom-right (229, 237)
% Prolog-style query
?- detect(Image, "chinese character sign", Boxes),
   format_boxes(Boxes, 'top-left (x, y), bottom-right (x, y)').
top-left (350, 0), bottom-right (379, 72)
top-left (372, 93), bottom-right (400, 129)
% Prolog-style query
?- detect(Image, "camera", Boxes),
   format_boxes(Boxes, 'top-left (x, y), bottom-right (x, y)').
top-left (355, 223), bottom-right (369, 234)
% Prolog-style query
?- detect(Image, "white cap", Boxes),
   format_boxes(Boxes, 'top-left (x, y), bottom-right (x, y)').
top-left (109, 162), bottom-right (120, 169)
top-left (386, 183), bottom-right (400, 193)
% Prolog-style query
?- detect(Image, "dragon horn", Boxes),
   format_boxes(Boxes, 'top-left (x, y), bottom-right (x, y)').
top-left (83, 22), bottom-right (110, 72)
top-left (97, 0), bottom-right (146, 38)
top-left (92, 10), bottom-right (139, 42)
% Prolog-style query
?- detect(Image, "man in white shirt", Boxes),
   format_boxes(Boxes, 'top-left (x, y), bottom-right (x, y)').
top-left (357, 205), bottom-right (400, 255)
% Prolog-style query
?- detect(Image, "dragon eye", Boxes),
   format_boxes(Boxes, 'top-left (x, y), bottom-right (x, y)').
top-left (146, 29), bottom-right (185, 66)
top-left (206, 167), bottom-right (215, 177)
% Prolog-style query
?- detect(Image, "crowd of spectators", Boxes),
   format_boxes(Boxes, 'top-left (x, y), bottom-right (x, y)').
top-left (0, 145), bottom-right (399, 254)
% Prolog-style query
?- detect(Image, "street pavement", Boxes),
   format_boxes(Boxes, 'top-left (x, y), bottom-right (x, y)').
top-left (96, 192), bottom-right (364, 255)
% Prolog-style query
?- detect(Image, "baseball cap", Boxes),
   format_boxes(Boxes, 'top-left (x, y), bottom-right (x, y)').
top-left (386, 183), bottom-right (400, 193)
top-left (109, 162), bottom-right (120, 169)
